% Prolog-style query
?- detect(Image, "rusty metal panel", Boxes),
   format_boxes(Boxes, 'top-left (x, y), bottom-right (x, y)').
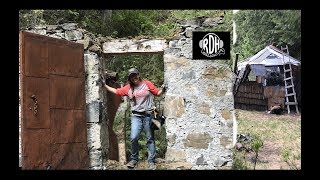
top-left (23, 77), bottom-right (50, 129)
top-left (20, 31), bottom-right (88, 170)
top-left (51, 109), bottom-right (86, 143)
top-left (22, 32), bottom-right (48, 78)
top-left (22, 129), bottom-right (51, 169)
top-left (51, 143), bottom-right (89, 170)
top-left (49, 75), bottom-right (85, 109)
top-left (48, 41), bottom-right (84, 77)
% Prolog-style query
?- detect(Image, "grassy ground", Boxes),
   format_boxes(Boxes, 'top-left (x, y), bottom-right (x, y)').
top-left (234, 109), bottom-right (301, 170)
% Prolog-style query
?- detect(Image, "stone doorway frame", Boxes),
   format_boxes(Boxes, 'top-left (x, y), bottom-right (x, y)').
top-left (101, 39), bottom-right (168, 166)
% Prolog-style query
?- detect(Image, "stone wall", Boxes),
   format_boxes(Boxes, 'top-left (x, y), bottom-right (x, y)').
top-left (162, 19), bottom-right (235, 169)
top-left (19, 17), bottom-right (236, 170)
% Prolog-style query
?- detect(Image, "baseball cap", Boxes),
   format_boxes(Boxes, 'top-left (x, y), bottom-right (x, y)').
top-left (128, 68), bottom-right (139, 79)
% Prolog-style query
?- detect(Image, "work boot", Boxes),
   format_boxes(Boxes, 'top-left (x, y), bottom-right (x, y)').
top-left (148, 162), bottom-right (156, 170)
top-left (126, 160), bottom-right (138, 169)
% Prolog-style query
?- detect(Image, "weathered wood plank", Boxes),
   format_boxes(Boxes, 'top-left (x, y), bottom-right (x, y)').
top-left (103, 39), bottom-right (167, 54)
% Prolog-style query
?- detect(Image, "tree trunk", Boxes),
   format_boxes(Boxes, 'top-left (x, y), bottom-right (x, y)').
top-left (102, 10), bottom-right (112, 34)
top-left (103, 10), bottom-right (112, 23)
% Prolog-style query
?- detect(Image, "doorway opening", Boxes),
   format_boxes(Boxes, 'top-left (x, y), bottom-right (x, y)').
top-left (104, 53), bottom-right (167, 168)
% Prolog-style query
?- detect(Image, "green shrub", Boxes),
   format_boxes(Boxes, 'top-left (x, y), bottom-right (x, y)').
top-left (232, 149), bottom-right (249, 170)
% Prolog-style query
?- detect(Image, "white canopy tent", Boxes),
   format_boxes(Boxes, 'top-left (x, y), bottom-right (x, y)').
top-left (237, 45), bottom-right (301, 71)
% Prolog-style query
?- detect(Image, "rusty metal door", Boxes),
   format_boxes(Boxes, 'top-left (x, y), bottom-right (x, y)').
top-left (20, 31), bottom-right (89, 169)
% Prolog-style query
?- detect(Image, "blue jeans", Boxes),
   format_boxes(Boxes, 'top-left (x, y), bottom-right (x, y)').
top-left (130, 114), bottom-right (156, 163)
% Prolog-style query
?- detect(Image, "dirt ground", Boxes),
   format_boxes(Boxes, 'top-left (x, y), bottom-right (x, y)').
top-left (105, 158), bottom-right (167, 170)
